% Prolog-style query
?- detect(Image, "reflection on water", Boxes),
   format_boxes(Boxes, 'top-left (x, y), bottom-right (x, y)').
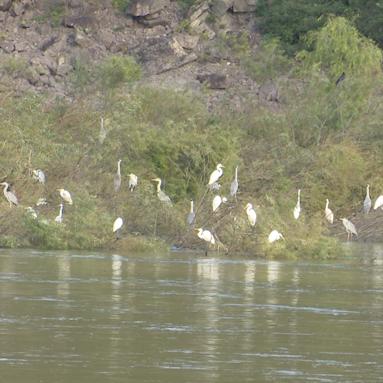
top-left (0, 246), bottom-right (383, 383)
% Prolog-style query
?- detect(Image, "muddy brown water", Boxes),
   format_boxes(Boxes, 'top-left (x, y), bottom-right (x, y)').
top-left (1, 245), bottom-right (382, 382)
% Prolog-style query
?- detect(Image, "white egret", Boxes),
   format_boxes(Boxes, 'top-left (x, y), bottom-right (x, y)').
top-left (212, 195), bottom-right (227, 212)
top-left (209, 182), bottom-right (221, 191)
top-left (208, 163), bottom-right (224, 186)
top-left (36, 197), bottom-right (48, 206)
top-left (114, 159), bottom-right (122, 192)
top-left (325, 199), bottom-right (334, 224)
top-left (0, 182), bottom-right (18, 207)
top-left (373, 195), bottom-right (383, 210)
top-left (55, 203), bottom-right (64, 224)
top-left (196, 228), bottom-right (215, 245)
top-left (152, 178), bottom-right (172, 205)
top-left (128, 173), bottom-right (138, 192)
top-left (245, 203), bottom-right (256, 226)
top-left (268, 230), bottom-right (284, 243)
top-left (113, 217), bottom-right (124, 239)
top-left (187, 200), bottom-right (196, 226)
top-left (58, 188), bottom-right (73, 205)
top-left (293, 189), bottom-right (301, 220)
top-left (363, 184), bottom-right (371, 214)
top-left (25, 207), bottom-right (38, 219)
top-left (32, 169), bottom-right (46, 184)
top-left (341, 218), bottom-right (357, 241)
top-left (230, 166), bottom-right (238, 199)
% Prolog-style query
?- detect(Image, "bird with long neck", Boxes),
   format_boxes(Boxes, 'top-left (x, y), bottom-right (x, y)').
top-left (187, 200), bottom-right (195, 225)
top-left (152, 178), bottom-right (172, 205)
top-left (245, 203), bottom-right (256, 227)
top-left (293, 189), bottom-right (301, 220)
top-left (55, 203), bottom-right (64, 223)
top-left (208, 163), bottom-right (224, 186)
top-left (363, 184), bottom-right (371, 214)
top-left (325, 199), bottom-right (334, 224)
top-left (230, 166), bottom-right (238, 199)
top-left (0, 182), bottom-right (18, 207)
top-left (114, 159), bottom-right (122, 192)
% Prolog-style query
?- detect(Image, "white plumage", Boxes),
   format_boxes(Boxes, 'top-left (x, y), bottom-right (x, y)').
top-left (113, 217), bottom-right (124, 233)
top-left (32, 169), bottom-right (46, 184)
top-left (58, 188), bottom-right (73, 205)
top-left (325, 199), bottom-right (334, 224)
top-left (212, 195), bottom-right (227, 212)
top-left (196, 228), bottom-right (215, 245)
top-left (128, 173), bottom-right (138, 192)
top-left (373, 195), bottom-right (383, 210)
top-left (55, 203), bottom-right (64, 224)
top-left (268, 230), bottom-right (284, 243)
top-left (245, 203), bottom-right (257, 226)
top-left (208, 163), bottom-right (224, 186)
top-left (293, 189), bottom-right (301, 220)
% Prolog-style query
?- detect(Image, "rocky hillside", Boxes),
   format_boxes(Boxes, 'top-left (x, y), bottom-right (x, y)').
top-left (0, 0), bottom-right (267, 108)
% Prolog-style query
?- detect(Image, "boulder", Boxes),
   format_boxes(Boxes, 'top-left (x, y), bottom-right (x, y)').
top-left (210, 0), bottom-right (233, 17)
top-left (0, 0), bottom-right (12, 12)
top-left (126, 0), bottom-right (169, 17)
top-left (232, 0), bottom-right (257, 12)
top-left (196, 73), bottom-right (228, 89)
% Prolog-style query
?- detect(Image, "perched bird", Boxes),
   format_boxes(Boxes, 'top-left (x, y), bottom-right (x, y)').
top-left (245, 203), bottom-right (257, 226)
top-left (335, 72), bottom-right (345, 86)
top-left (114, 159), bottom-right (122, 192)
top-left (293, 189), bottom-right (301, 220)
top-left (209, 182), bottom-right (221, 191)
top-left (58, 188), bottom-right (73, 205)
top-left (341, 218), bottom-right (357, 241)
top-left (373, 195), bottom-right (383, 210)
top-left (0, 182), bottom-right (18, 207)
top-left (187, 200), bottom-right (196, 226)
top-left (36, 197), bottom-right (48, 206)
top-left (230, 166), bottom-right (238, 199)
top-left (325, 199), bottom-right (334, 224)
top-left (212, 195), bottom-right (227, 212)
top-left (32, 169), bottom-right (46, 184)
top-left (128, 173), bottom-right (138, 192)
top-left (113, 217), bottom-right (124, 239)
top-left (152, 178), bottom-right (172, 205)
top-left (268, 230), bottom-right (284, 243)
top-left (208, 163), bottom-right (224, 186)
top-left (363, 184), bottom-right (371, 214)
top-left (55, 203), bottom-right (64, 224)
top-left (196, 228), bottom-right (215, 245)
top-left (25, 207), bottom-right (38, 219)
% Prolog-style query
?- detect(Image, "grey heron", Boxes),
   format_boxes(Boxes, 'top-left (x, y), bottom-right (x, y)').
top-left (0, 182), bottom-right (18, 207)
top-left (341, 218), bottom-right (357, 241)
top-left (114, 159), bottom-right (122, 192)
top-left (187, 200), bottom-right (195, 226)
top-left (363, 184), bottom-right (371, 214)
top-left (230, 166), bottom-right (238, 199)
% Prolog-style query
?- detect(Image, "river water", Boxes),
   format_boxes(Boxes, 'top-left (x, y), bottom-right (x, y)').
top-left (1, 246), bottom-right (383, 382)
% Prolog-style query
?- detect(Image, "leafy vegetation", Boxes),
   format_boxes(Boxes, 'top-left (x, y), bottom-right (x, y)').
top-left (1, 17), bottom-right (382, 258)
